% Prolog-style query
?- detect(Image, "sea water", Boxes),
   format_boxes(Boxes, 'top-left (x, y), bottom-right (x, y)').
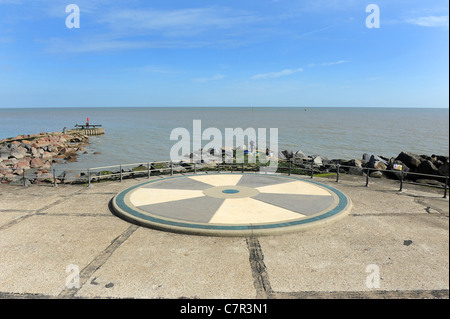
top-left (0, 107), bottom-right (448, 172)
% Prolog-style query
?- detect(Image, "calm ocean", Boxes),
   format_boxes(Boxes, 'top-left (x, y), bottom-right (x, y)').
top-left (0, 107), bottom-right (448, 171)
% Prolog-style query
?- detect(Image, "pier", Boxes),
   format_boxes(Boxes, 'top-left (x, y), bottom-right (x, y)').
top-left (65, 124), bottom-right (105, 136)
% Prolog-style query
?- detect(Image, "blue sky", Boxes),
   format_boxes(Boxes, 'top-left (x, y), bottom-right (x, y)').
top-left (0, 0), bottom-right (448, 108)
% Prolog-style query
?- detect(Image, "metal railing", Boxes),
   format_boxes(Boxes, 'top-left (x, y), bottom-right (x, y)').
top-left (280, 160), bottom-right (448, 198)
top-left (7, 158), bottom-right (449, 198)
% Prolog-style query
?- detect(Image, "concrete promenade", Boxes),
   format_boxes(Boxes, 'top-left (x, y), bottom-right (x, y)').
top-left (0, 173), bottom-right (448, 299)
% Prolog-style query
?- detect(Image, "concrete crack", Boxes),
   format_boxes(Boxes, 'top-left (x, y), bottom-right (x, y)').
top-left (246, 236), bottom-right (273, 299)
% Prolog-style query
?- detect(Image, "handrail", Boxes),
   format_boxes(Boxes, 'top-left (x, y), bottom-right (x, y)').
top-left (7, 158), bottom-right (448, 198)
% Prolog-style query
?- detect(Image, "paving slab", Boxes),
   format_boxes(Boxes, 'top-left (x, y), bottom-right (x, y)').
top-left (0, 214), bottom-right (129, 296)
top-left (75, 228), bottom-right (255, 299)
top-left (260, 214), bottom-right (449, 293)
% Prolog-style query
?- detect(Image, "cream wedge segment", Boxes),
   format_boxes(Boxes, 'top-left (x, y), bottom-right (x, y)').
top-left (188, 174), bottom-right (243, 187)
top-left (209, 198), bottom-right (305, 224)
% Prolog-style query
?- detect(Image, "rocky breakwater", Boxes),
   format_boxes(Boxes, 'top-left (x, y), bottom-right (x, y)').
top-left (0, 132), bottom-right (89, 185)
top-left (278, 150), bottom-right (449, 186)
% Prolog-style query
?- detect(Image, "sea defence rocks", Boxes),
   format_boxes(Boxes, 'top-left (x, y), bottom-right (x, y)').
top-left (280, 149), bottom-right (449, 186)
top-left (0, 132), bottom-right (89, 184)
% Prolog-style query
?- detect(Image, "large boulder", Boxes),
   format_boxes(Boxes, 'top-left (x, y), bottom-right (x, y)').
top-left (281, 150), bottom-right (293, 160)
top-left (362, 153), bottom-right (371, 162)
top-left (368, 155), bottom-right (388, 169)
top-left (438, 160), bottom-right (449, 176)
top-left (348, 166), bottom-right (364, 176)
top-left (0, 150), bottom-right (9, 160)
top-left (374, 161), bottom-right (387, 171)
top-left (9, 147), bottom-right (28, 159)
top-left (41, 151), bottom-right (53, 159)
top-left (417, 160), bottom-right (439, 176)
top-left (0, 168), bottom-right (13, 176)
top-left (293, 150), bottom-right (307, 160)
top-left (14, 159), bottom-right (30, 170)
top-left (30, 158), bottom-right (45, 169)
top-left (369, 170), bottom-right (384, 178)
top-left (395, 152), bottom-right (422, 171)
top-left (312, 155), bottom-right (323, 166)
top-left (341, 159), bottom-right (363, 168)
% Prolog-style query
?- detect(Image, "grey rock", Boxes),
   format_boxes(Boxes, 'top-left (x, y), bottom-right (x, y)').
top-left (282, 150), bottom-right (293, 159)
top-left (9, 150), bottom-right (25, 159)
top-left (417, 160), bottom-right (439, 176)
top-left (342, 159), bottom-right (363, 168)
top-left (293, 150), bottom-right (307, 160)
top-left (438, 160), bottom-right (449, 176)
top-left (368, 155), bottom-right (388, 169)
top-left (348, 166), bottom-right (364, 176)
top-left (362, 153), bottom-right (371, 162)
top-left (0, 151), bottom-right (9, 160)
top-left (369, 170), bottom-right (384, 178)
top-left (373, 161), bottom-right (387, 171)
top-left (395, 151), bottom-right (422, 170)
top-left (312, 156), bottom-right (323, 166)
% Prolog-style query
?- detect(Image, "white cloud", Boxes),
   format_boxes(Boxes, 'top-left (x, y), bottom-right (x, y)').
top-left (193, 74), bottom-right (226, 83)
top-left (251, 68), bottom-right (303, 80)
top-left (44, 36), bottom-right (247, 54)
top-left (320, 60), bottom-right (349, 66)
top-left (99, 7), bottom-right (259, 37)
top-left (406, 15), bottom-right (449, 27)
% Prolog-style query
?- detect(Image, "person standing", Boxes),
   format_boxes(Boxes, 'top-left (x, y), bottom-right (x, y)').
top-left (250, 139), bottom-right (255, 153)
top-left (86, 117), bottom-right (90, 128)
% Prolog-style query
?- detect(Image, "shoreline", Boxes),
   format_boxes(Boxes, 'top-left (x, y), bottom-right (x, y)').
top-left (0, 131), bottom-right (90, 184)
top-left (1, 131), bottom-right (449, 187)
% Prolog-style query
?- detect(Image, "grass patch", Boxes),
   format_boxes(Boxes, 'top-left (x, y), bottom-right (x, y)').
top-left (132, 165), bottom-right (148, 172)
top-left (314, 172), bottom-right (337, 177)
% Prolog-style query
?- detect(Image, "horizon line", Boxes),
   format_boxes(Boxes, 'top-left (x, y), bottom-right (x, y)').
top-left (0, 105), bottom-right (449, 110)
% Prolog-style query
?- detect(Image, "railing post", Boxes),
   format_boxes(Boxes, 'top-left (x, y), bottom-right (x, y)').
top-left (88, 169), bottom-right (91, 187)
top-left (399, 169), bottom-right (404, 192)
top-left (288, 159), bottom-right (292, 176)
top-left (194, 162), bottom-right (197, 174)
top-left (242, 162), bottom-right (244, 174)
top-left (365, 168), bottom-right (370, 187)
top-left (23, 170), bottom-right (26, 187)
top-left (444, 176), bottom-right (448, 199)
top-left (170, 161), bottom-right (173, 176)
top-left (218, 163), bottom-right (220, 173)
top-left (310, 163), bottom-right (314, 179)
top-left (336, 164), bottom-right (340, 183)
top-left (53, 168), bottom-right (57, 187)
top-left (147, 162), bottom-right (151, 179)
top-left (120, 165), bottom-right (123, 182)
